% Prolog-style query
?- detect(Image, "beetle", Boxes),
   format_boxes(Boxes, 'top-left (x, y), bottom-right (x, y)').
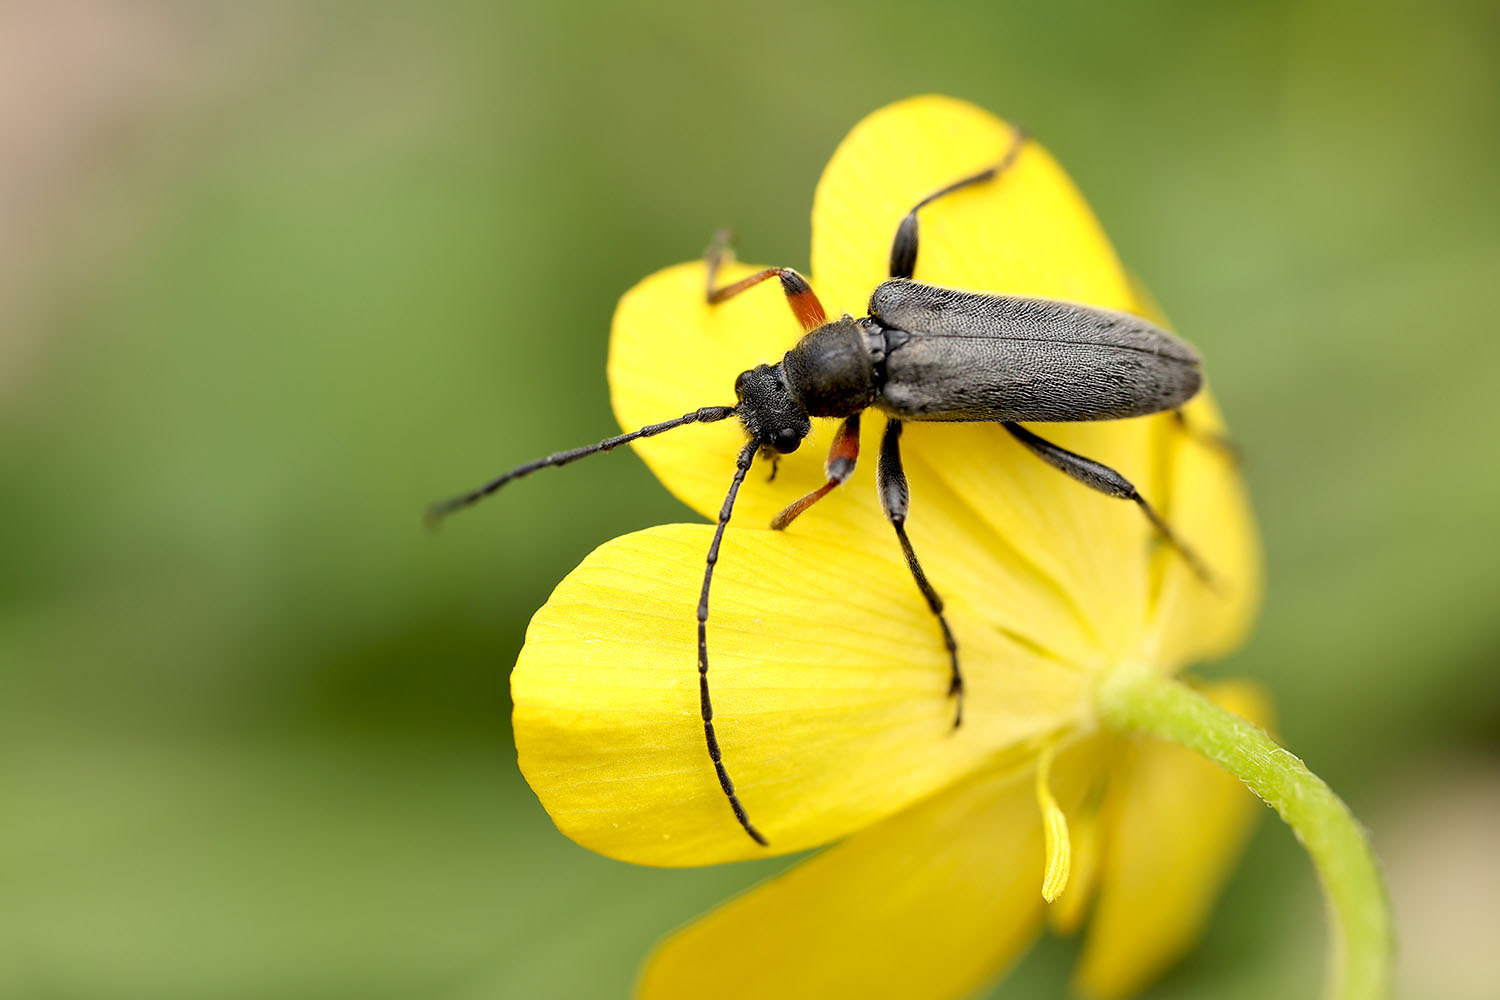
top-left (429, 125), bottom-right (1213, 846)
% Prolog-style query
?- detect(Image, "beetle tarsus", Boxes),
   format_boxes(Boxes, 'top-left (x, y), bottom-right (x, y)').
top-left (1172, 409), bottom-right (1242, 465)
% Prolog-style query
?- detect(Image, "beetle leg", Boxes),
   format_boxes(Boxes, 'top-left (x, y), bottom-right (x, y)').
top-left (770, 414), bottom-right (861, 529)
top-left (1172, 410), bottom-right (1242, 465)
top-left (702, 227), bottom-right (739, 300)
top-left (888, 124), bottom-right (1029, 280)
top-left (877, 420), bottom-right (964, 727)
top-left (703, 230), bottom-right (827, 334)
top-left (1003, 422), bottom-right (1216, 585)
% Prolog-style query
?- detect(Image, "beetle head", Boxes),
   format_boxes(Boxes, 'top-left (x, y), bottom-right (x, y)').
top-left (734, 363), bottom-right (811, 454)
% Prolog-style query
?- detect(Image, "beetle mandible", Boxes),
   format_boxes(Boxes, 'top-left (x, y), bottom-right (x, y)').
top-left (429, 124), bottom-right (1214, 846)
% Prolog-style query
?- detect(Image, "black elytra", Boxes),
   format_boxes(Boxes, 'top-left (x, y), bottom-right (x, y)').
top-left (429, 124), bottom-right (1218, 847)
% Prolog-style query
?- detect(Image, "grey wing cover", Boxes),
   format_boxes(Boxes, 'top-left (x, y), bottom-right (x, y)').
top-left (868, 280), bottom-right (1202, 422)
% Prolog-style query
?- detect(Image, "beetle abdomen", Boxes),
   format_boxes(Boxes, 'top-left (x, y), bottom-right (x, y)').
top-left (869, 280), bottom-right (1201, 422)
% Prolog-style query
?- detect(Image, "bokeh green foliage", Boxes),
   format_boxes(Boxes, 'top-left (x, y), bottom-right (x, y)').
top-left (2, 1), bottom-right (1497, 997)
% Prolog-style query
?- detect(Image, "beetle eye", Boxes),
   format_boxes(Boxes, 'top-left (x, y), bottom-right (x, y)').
top-left (733, 371), bottom-right (750, 398)
top-left (774, 427), bottom-right (802, 453)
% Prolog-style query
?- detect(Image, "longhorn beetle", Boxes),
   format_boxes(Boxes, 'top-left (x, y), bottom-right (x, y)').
top-left (429, 125), bottom-right (1214, 846)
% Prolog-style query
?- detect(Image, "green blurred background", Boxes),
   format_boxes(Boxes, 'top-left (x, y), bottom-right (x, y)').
top-left (2, 1), bottom-right (1497, 997)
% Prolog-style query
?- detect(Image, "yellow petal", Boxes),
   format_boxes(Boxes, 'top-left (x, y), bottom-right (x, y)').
top-left (512, 524), bottom-right (1090, 866)
top-left (611, 95), bottom-right (1134, 538)
top-left (897, 418), bottom-right (1158, 665)
top-left (607, 97), bottom-right (1220, 667)
top-left (612, 96), bottom-right (1142, 538)
top-left (1073, 679), bottom-right (1274, 1000)
top-left (1142, 391), bottom-right (1263, 670)
top-left (808, 94), bottom-right (1174, 660)
top-left (610, 263), bottom-right (1118, 667)
top-left (637, 765), bottom-right (1047, 1000)
top-left (1116, 279), bottom-right (1261, 669)
top-left (810, 94), bottom-right (1135, 321)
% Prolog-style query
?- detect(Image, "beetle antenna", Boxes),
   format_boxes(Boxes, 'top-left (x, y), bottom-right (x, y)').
top-left (699, 439), bottom-right (767, 845)
top-left (426, 405), bottom-right (737, 526)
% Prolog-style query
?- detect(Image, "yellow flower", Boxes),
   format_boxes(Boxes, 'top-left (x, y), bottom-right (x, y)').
top-left (511, 96), bottom-right (1267, 999)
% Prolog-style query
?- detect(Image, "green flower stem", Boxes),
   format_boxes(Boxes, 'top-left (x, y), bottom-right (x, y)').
top-left (1097, 669), bottom-right (1392, 1000)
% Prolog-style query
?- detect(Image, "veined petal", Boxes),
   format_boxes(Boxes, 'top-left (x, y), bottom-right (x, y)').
top-left (637, 764), bottom-right (1047, 1000)
top-left (512, 524), bottom-right (1091, 866)
top-left (1074, 680), bottom-right (1273, 1000)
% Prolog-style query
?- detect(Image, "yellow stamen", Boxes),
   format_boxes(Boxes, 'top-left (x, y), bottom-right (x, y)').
top-left (1049, 793), bottom-right (1101, 934)
top-left (1035, 743), bottom-right (1072, 903)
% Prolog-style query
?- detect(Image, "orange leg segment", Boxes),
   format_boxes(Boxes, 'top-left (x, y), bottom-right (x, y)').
top-left (704, 229), bottom-right (828, 333)
top-left (771, 414), bottom-right (861, 530)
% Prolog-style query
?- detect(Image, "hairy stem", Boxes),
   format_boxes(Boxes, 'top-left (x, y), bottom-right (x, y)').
top-left (1097, 669), bottom-right (1391, 1000)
